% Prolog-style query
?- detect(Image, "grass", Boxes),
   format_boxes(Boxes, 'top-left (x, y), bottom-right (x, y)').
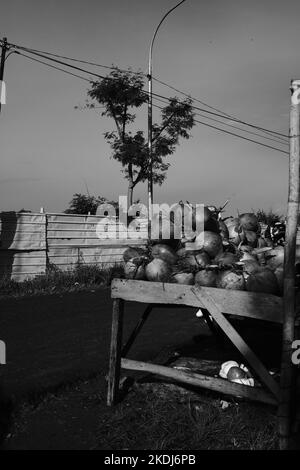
top-left (3, 376), bottom-right (278, 450)
top-left (95, 382), bottom-right (278, 450)
top-left (0, 263), bottom-right (124, 298)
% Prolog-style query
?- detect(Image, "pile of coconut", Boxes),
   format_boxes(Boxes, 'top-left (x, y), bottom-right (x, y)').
top-left (122, 208), bottom-right (285, 296)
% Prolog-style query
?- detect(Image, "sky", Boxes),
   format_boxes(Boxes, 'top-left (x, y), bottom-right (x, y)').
top-left (0, 0), bottom-right (299, 216)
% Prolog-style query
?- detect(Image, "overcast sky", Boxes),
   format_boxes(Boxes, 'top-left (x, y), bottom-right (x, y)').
top-left (0, 0), bottom-right (299, 216)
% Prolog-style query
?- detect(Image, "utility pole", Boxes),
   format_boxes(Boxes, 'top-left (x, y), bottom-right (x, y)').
top-left (0, 37), bottom-right (8, 114)
top-left (278, 79), bottom-right (300, 449)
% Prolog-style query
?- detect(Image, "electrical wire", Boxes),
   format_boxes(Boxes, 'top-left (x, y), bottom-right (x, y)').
top-left (192, 111), bottom-right (288, 146)
top-left (153, 76), bottom-right (237, 119)
top-left (153, 76), bottom-right (288, 141)
top-left (193, 117), bottom-right (289, 155)
top-left (12, 47), bottom-right (108, 81)
top-left (11, 44), bottom-right (290, 156)
top-left (152, 88), bottom-right (288, 141)
top-left (18, 52), bottom-right (92, 82)
top-left (152, 102), bottom-right (289, 155)
top-left (4, 38), bottom-right (289, 141)
top-left (150, 94), bottom-right (288, 146)
top-left (8, 42), bottom-right (145, 77)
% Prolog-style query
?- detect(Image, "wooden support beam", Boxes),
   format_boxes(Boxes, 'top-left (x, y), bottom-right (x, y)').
top-left (111, 279), bottom-right (283, 324)
top-left (107, 298), bottom-right (124, 406)
top-left (200, 308), bottom-right (228, 346)
top-left (192, 287), bottom-right (280, 400)
top-left (122, 305), bottom-right (153, 357)
top-left (121, 358), bottom-right (277, 406)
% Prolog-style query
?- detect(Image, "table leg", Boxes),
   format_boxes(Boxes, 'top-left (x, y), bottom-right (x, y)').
top-left (107, 298), bottom-right (124, 406)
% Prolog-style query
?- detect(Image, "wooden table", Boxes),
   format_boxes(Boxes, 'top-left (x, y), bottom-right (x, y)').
top-left (107, 279), bottom-right (299, 442)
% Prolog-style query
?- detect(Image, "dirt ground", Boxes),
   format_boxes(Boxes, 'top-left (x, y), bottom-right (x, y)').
top-left (0, 287), bottom-right (291, 450)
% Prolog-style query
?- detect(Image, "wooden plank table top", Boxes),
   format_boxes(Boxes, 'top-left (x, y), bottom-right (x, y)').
top-left (111, 278), bottom-right (284, 324)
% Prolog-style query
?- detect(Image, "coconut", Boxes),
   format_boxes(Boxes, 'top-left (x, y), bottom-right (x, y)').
top-left (219, 360), bottom-right (240, 378)
top-left (239, 259), bottom-right (261, 275)
top-left (227, 366), bottom-right (248, 381)
top-left (239, 250), bottom-right (258, 263)
top-left (216, 270), bottom-right (245, 290)
top-left (239, 213), bottom-right (259, 232)
top-left (227, 224), bottom-right (242, 245)
top-left (246, 267), bottom-right (279, 295)
top-left (224, 217), bottom-right (240, 228)
top-left (145, 258), bottom-right (172, 282)
top-left (179, 252), bottom-right (198, 270)
top-left (265, 245), bottom-right (284, 271)
top-left (239, 244), bottom-right (253, 253)
top-left (176, 247), bottom-right (187, 258)
top-left (151, 244), bottom-right (178, 265)
top-left (218, 219), bottom-right (229, 241)
top-left (195, 252), bottom-right (211, 268)
top-left (193, 231), bottom-right (223, 258)
top-left (172, 272), bottom-right (194, 285)
top-left (244, 230), bottom-right (258, 247)
top-left (180, 251), bottom-right (210, 271)
top-left (123, 246), bottom-right (146, 263)
top-left (214, 252), bottom-right (239, 266)
top-left (195, 269), bottom-right (218, 287)
top-left (124, 258), bottom-right (146, 280)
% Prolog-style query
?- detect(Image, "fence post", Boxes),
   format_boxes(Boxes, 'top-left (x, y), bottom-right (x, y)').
top-left (45, 212), bottom-right (49, 271)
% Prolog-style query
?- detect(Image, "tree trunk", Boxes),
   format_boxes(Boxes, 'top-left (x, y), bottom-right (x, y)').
top-left (127, 162), bottom-right (134, 208)
top-left (127, 183), bottom-right (134, 208)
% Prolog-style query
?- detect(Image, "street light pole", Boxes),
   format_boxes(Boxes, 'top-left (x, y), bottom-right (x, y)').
top-left (147, 0), bottom-right (187, 238)
top-left (0, 37), bottom-right (8, 115)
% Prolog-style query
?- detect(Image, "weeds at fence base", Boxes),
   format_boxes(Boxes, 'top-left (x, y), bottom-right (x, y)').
top-left (0, 263), bottom-right (124, 298)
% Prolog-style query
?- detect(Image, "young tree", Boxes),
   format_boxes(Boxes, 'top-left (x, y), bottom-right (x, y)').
top-left (84, 67), bottom-right (195, 206)
top-left (64, 193), bottom-right (116, 215)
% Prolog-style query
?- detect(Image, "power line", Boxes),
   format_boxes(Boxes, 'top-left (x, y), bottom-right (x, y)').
top-left (152, 101), bottom-right (289, 155)
top-left (152, 76), bottom-right (289, 141)
top-left (8, 41), bottom-right (145, 77)
top-left (11, 43), bottom-right (290, 156)
top-left (153, 89), bottom-right (288, 140)
top-left (11, 47), bottom-right (108, 82)
top-left (148, 87), bottom-right (289, 143)
top-left (18, 52), bottom-right (92, 82)
top-left (4, 38), bottom-right (289, 141)
top-left (189, 111), bottom-right (288, 146)
top-left (193, 117), bottom-right (289, 155)
top-left (150, 94), bottom-right (288, 146)
top-left (153, 76), bottom-right (235, 118)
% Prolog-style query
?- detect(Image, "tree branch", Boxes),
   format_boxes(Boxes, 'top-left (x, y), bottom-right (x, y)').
top-left (152, 111), bottom-right (176, 143)
top-left (107, 99), bottom-right (122, 138)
